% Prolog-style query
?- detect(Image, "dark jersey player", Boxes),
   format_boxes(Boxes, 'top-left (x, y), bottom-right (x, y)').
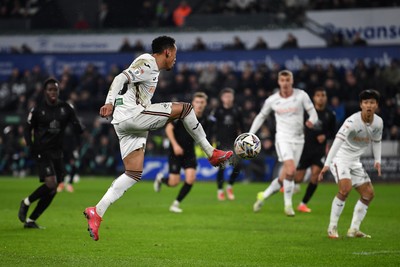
top-left (211, 88), bottom-right (244, 201)
top-left (154, 92), bottom-right (212, 212)
top-left (295, 87), bottom-right (336, 213)
top-left (18, 78), bottom-right (84, 228)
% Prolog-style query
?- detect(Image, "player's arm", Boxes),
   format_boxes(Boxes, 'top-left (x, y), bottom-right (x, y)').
top-left (303, 92), bottom-right (318, 128)
top-left (318, 120), bottom-right (353, 181)
top-left (372, 120), bottom-right (383, 176)
top-left (23, 108), bottom-right (36, 154)
top-left (100, 73), bottom-right (129, 118)
top-left (249, 98), bottom-right (271, 134)
top-left (165, 122), bottom-right (184, 156)
top-left (67, 103), bottom-right (85, 135)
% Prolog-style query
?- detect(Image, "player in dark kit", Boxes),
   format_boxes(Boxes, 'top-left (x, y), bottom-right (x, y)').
top-left (295, 87), bottom-right (336, 213)
top-left (154, 92), bottom-right (212, 212)
top-left (18, 78), bottom-right (84, 228)
top-left (212, 88), bottom-right (244, 200)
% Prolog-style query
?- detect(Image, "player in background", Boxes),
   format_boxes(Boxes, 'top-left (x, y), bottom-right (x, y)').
top-left (294, 87), bottom-right (337, 213)
top-left (251, 70), bottom-right (318, 216)
top-left (154, 92), bottom-right (212, 212)
top-left (319, 89), bottom-right (383, 239)
top-left (211, 88), bottom-right (244, 200)
top-left (19, 78), bottom-right (84, 229)
top-left (84, 36), bottom-right (233, 241)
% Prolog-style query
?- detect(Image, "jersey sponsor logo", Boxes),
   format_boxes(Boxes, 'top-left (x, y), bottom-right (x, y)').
top-left (275, 107), bottom-right (299, 114)
top-left (352, 136), bottom-right (370, 143)
top-left (115, 98), bottom-right (123, 106)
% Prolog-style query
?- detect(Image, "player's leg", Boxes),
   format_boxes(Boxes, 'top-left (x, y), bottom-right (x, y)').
top-left (169, 102), bottom-right (233, 166)
top-left (216, 167), bottom-right (225, 200)
top-left (347, 168), bottom-right (373, 238)
top-left (84, 131), bottom-right (145, 241)
top-left (170, 168), bottom-right (196, 213)
top-left (327, 162), bottom-right (352, 238)
top-left (19, 157), bottom-right (59, 228)
top-left (226, 161), bottom-right (241, 200)
top-left (298, 165), bottom-right (321, 213)
top-left (154, 153), bottom-right (181, 192)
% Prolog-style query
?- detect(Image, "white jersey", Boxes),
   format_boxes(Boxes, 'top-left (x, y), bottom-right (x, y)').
top-left (326, 112), bottom-right (383, 164)
top-left (107, 53), bottom-right (160, 124)
top-left (250, 89), bottom-right (317, 143)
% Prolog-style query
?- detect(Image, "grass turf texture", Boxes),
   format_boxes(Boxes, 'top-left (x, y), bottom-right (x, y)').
top-left (1, 177), bottom-right (399, 266)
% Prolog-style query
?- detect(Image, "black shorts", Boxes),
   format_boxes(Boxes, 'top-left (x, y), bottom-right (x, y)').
top-left (297, 148), bottom-right (324, 170)
top-left (168, 151), bottom-right (197, 174)
top-left (36, 155), bottom-right (65, 183)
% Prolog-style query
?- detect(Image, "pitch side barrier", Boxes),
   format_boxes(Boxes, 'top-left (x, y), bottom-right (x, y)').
top-left (0, 46), bottom-right (399, 82)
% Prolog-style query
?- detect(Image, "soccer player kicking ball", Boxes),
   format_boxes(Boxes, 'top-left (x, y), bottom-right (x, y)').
top-left (319, 89), bottom-right (383, 239)
top-left (83, 36), bottom-right (233, 241)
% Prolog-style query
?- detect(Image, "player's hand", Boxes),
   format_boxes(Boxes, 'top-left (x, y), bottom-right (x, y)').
top-left (173, 145), bottom-right (184, 156)
top-left (318, 166), bottom-right (329, 181)
top-left (99, 103), bottom-right (114, 118)
top-left (374, 162), bottom-right (381, 177)
top-left (317, 134), bottom-right (326, 144)
top-left (305, 120), bottom-right (314, 129)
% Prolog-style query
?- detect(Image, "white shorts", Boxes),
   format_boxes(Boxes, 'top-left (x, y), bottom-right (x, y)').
top-left (329, 160), bottom-right (371, 188)
top-left (113, 103), bottom-right (172, 159)
top-left (275, 141), bottom-right (304, 166)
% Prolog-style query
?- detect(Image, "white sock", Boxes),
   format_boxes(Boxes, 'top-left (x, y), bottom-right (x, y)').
top-left (350, 200), bottom-right (368, 231)
top-left (96, 173), bottom-right (137, 217)
top-left (172, 200), bottom-right (180, 206)
top-left (283, 179), bottom-right (294, 207)
top-left (182, 109), bottom-right (214, 157)
top-left (24, 197), bottom-right (31, 206)
top-left (329, 196), bottom-right (345, 228)
top-left (262, 178), bottom-right (281, 199)
top-left (26, 218), bottom-right (34, 223)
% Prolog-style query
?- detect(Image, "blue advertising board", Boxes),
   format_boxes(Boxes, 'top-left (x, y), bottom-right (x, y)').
top-left (0, 46), bottom-right (399, 81)
top-left (138, 156), bottom-right (276, 182)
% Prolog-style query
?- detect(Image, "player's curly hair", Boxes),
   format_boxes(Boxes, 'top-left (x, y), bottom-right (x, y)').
top-left (152, 36), bottom-right (176, 54)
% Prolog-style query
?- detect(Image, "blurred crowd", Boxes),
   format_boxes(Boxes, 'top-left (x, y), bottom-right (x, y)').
top-left (2, 0), bottom-right (398, 29)
top-left (1, 57), bottom-right (399, 177)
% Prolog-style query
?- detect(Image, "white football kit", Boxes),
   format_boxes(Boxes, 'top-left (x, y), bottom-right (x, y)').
top-left (250, 89), bottom-right (318, 164)
top-left (324, 112), bottom-right (383, 187)
top-left (105, 53), bottom-right (172, 159)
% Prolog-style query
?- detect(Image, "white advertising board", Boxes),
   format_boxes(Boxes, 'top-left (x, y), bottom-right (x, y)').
top-left (0, 29), bottom-right (326, 53)
top-left (307, 8), bottom-right (400, 45)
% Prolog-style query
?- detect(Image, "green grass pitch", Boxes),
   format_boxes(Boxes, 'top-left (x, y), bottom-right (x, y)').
top-left (1, 177), bottom-right (399, 266)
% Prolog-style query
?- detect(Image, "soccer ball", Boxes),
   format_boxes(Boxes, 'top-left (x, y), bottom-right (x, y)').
top-left (233, 133), bottom-right (261, 159)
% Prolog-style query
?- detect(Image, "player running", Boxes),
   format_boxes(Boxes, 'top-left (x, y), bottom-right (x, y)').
top-left (319, 89), bottom-right (383, 239)
top-left (251, 70), bottom-right (318, 216)
top-left (154, 92), bottom-right (213, 213)
top-left (83, 36), bottom-right (233, 241)
top-left (294, 87), bottom-right (336, 213)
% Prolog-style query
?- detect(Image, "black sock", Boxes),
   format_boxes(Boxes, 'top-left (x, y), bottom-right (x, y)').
top-left (228, 164), bottom-right (240, 185)
top-left (216, 168), bottom-right (224, 190)
top-left (176, 182), bottom-right (192, 202)
top-left (161, 177), bottom-right (169, 186)
top-left (28, 184), bottom-right (52, 203)
top-left (302, 182), bottom-right (318, 204)
top-left (29, 190), bottom-right (57, 221)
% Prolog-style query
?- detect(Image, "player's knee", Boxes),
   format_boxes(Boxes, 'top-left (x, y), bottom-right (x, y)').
top-left (338, 188), bottom-right (351, 199)
top-left (179, 103), bottom-right (193, 120)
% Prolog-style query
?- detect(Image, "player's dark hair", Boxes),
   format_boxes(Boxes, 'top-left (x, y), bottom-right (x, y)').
top-left (313, 87), bottom-right (326, 95)
top-left (43, 77), bottom-right (59, 89)
top-left (152, 36), bottom-right (176, 54)
top-left (359, 89), bottom-right (380, 103)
